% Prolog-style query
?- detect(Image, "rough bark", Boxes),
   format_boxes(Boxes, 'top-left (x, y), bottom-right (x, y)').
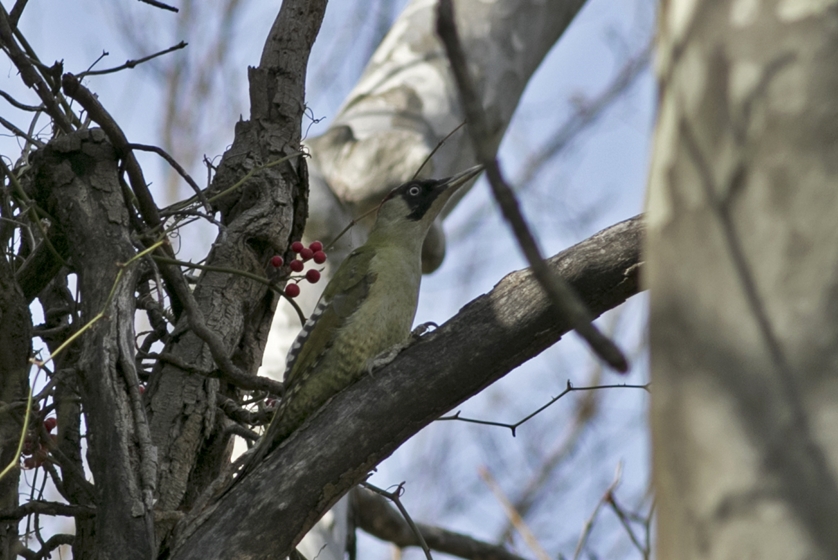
top-left (169, 216), bottom-right (642, 560)
top-left (145, 0), bottom-right (327, 520)
top-left (0, 225), bottom-right (31, 560)
top-left (32, 129), bottom-right (152, 560)
top-left (647, 2), bottom-right (838, 558)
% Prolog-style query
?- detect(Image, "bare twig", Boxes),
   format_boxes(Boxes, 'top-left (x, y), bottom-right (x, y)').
top-left (0, 114), bottom-right (44, 147)
top-left (78, 41), bottom-right (188, 77)
top-left (411, 121), bottom-right (466, 180)
top-left (216, 394), bottom-right (275, 426)
top-left (31, 533), bottom-right (74, 560)
top-left (224, 423), bottom-right (261, 442)
top-left (61, 72), bottom-right (190, 316)
top-left (361, 482), bottom-right (434, 560)
top-left (436, 0), bottom-right (628, 372)
top-left (478, 467), bottom-right (550, 560)
top-left (438, 381), bottom-right (649, 435)
top-left (606, 492), bottom-right (646, 557)
top-left (138, 0), bottom-right (178, 12)
top-left (573, 464), bottom-right (622, 560)
top-left (352, 487), bottom-right (526, 560)
top-left (151, 351), bottom-right (285, 395)
top-left (128, 142), bottom-right (211, 213)
top-left (0, 89), bottom-right (41, 112)
top-left (0, 6), bottom-right (72, 132)
top-left (517, 41), bottom-right (652, 188)
top-left (0, 500), bottom-right (94, 521)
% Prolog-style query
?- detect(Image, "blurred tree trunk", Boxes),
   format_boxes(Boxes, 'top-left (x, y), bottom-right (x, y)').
top-left (647, 2), bottom-right (838, 558)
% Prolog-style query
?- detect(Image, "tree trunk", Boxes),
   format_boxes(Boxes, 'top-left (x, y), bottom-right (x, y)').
top-left (647, 2), bottom-right (838, 558)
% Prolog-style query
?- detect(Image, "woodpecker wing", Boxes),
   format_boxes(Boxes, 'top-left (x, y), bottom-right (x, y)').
top-left (283, 246), bottom-right (376, 387)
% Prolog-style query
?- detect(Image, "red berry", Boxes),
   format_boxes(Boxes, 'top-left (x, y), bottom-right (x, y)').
top-left (290, 241), bottom-right (305, 253)
top-left (313, 251), bottom-right (327, 264)
top-left (299, 248), bottom-right (314, 261)
top-left (289, 259), bottom-right (304, 272)
top-left (270, 255), bottom-right (284, 268)
top-left (309, 241), bottom-right (323, 252)
top-left (43, 417), bottom-right (57, 432)
top-left (285, 283), bottom-right (301, 298)
top-left (305, 269), bottom-right (321, 284)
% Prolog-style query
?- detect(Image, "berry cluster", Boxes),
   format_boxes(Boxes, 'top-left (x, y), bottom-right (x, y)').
top-left (21, 415), bottom-right (57, 470)
top-left (270, 240), bottom-right (327, 298)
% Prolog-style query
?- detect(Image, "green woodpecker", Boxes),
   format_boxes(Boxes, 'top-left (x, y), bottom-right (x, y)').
top-left (240, 164), bottom-right (483, 478)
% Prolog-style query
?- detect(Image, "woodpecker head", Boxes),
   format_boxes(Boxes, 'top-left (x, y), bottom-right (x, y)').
top-left (372, 165), bottom-right (483, 241)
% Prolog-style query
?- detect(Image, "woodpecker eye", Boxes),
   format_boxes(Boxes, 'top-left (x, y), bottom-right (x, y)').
top-left (408, 185), bottom-right (421, 196)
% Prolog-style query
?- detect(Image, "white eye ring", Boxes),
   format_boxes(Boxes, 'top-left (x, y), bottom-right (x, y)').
top-left (408, 185), bottom-right (421, 196)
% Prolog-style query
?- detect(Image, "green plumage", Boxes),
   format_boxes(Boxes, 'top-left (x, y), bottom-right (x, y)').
top-left (234, 165), bottom-right (482, 483)
top-left (267, 242), bottom-right (420, 447)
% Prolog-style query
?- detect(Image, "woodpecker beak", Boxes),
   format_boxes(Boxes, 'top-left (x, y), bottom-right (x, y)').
top-left (437, 164), bottom-right (483, 195)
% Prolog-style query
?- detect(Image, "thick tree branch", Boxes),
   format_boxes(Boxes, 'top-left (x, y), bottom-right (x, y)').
top-left (169, 215), bottom-right (643, 560)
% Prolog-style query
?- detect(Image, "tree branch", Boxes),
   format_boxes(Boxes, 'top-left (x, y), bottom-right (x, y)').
top-left (352, 487), bottom-right (525, 560)
top-left (169, 215), bottom-right (643, 560)
top-left (436, 0), bottom-right (627, 373)
top-left (0, 500), bottom-right (94, 522)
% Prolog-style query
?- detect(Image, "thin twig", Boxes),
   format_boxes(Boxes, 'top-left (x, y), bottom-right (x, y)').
top-left (436, 0), bottom-right (628, 372)
top-left (61, 72), bottom-right (194, 319)
top-left (216, 394), bottom-right (276, 426)
top-left (78, 41), bottom-right (187, 77)
top-left (138, 0), bottom-right (178, 12)
top-left (518, 41), bottom-right (652, 188)
top-left (437, 381), bottom-right (649, 435)
top-left (128, 142), bottom-right (211, 213)
top-left (361, 482), bottom-right (434, 560)
top-left (0, 500), bottom-right (94, 521)
top-left (478, 467), bottom-right (550, 560)
top-left (573, 464), bottom-right (622, 560)
top-left (0, 6), bottom-right (72, 132)
top-left (606, 492), bottom-right (645, 556)
top-left (150, 351), bottom-right (285, 395)
top-left (32, 534), bottom-right (74, 560)
top-left (411, 120), bottom-right (466, 180)
top-left (1, 158), bottom-right (71, 268)
top-left (352, 486), bottom-right (527, 560)
top-left (0, 115), bottom-right (44, 146)
top-left (224, 423), bottom-right (261, 442)
top-left (0, 89), bottom-right (41, 112)
top-left (149, 254), bottom-right (306, 327)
